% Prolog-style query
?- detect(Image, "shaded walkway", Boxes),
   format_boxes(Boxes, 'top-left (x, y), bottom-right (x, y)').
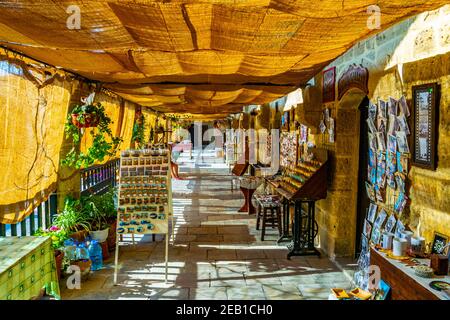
top-left (61, 150), bottom-right (354, 300)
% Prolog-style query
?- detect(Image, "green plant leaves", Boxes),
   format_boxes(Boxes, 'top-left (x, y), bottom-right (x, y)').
top-left (62, 102), bottom-right (122, 169)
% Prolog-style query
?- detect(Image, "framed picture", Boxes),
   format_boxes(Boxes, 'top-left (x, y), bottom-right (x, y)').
top-left (322, 67), bottom-right (336, 103)
top-left (371, 227), bottom-right (382, 245)
top-left (363, 219), bottom-right (373, 238)
top-left (367, 203), bottom-right (378, 224)
top-left (384, 214), bottom-right (397, 233)
top-left (374, 208), bottom-right (387, 229)
top-left (412, 83), bottom-right (440, 170)
top-left (374, 279), bottom-right (391, 300)
top-left (281, 111), bottom-right (290, 131)
top-left (431, 232), bottom-right (449, 255)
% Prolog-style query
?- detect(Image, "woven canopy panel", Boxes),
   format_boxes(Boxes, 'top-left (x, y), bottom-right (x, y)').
top-left (0, 0), bottom-right (447, 115)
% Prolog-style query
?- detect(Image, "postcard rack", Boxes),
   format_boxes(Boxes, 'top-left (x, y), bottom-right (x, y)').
top-left (267, 148), bottom-right (328, 258)
top-left (113, 147), bottom-right (173, 284)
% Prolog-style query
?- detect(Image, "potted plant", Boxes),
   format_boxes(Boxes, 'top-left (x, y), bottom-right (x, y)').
top-left (71, 104), bottom-right (100, 128)
top-left (34, 226), bottom-right (69, 280)
top-left (83, 191), bottom-right (116, 243)
top-left (52, 196), bottom-right (91, 241)
top-left (132, 113), bottom-right (146, 149)
top-left (62, 101), bottom-right (122, 169)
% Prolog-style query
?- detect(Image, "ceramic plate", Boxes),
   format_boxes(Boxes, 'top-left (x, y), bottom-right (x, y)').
top-left (429, 281), bottom-right (449, 291)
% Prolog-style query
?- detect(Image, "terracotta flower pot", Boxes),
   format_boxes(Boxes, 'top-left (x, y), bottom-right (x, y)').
top-left (71, 113), bottom-right (99, 128)
top-left (54, 250), bottom-right (64, 281)
top-left (71, 260), bottom-right (92, 280)
top-left (70, 229), bottom-right (88, 242)
top-left (100, 241), bottom-right (110, 260)
top-left (107, 221), bottom-right (117, 252)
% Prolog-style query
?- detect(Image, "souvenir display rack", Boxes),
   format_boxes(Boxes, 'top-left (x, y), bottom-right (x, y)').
top-left (280, 132), bottom-right (298, 168)
top-left (355, 96), bottom-right (412, 291)
top-left (267, 148), bottom-right (328, 258)
top-left (268, 148), bottom-right (328, 201)
top-left (113, 146), bottom-right (173, 284)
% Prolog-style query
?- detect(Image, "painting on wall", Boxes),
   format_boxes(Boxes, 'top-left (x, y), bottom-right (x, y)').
top-left (322, 67), bottom-right (336, 103)
top-left (412, 83), bottom-right (439, 170)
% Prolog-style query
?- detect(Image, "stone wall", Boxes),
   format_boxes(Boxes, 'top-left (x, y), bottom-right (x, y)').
top-left (303, 5), bottom-right (450, 258)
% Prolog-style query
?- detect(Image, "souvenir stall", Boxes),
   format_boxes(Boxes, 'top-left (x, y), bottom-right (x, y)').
top-left (347, 95), bottom-right (450, 300)
top-left (114, 144), bottom-right (173, 284)
top-left (250, 105), bottom-right (330, 258)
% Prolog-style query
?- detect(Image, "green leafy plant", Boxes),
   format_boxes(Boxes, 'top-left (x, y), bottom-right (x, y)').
top-left (52, 196), bottom-right (91, 233)
top-left (132, 113), bottom-right (146, 149)
top-left (62, 102), bottom-right (122, 169)
top-left (82, 188), bottom-right (117, 231)
top-left (34, 226), bottom-right (69, 250)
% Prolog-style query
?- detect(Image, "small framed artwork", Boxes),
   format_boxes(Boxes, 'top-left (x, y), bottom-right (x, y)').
top-left (281, 111), bottom-right (290, 131)
top-left (384, 214), bottom-right (397, 233)
top-left (374, 279), bottom-right (391, 300)
top-left (322, 67), bottom-right (336, 103)
top-left (363, 219), bottom-right (373, 238)
top-left (374, 208), bottom-right (387, 230)
top-left (431, 232), bottom-right (448, 255)
top-left (367, 203), bottom-right (378, 224)
top-left (371, 227), bottom-right (382, 245)
top-left (361, 234), bottom-right (369, 253)
top-left (412, 83), bottom-right (440, 170)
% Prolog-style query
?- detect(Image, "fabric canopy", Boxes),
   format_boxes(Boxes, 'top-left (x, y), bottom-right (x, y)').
top-left (0, 0), bottom-right (447, 115)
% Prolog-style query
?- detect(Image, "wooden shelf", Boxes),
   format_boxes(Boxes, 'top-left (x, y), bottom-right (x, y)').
top-left (267, 148), bottom-right (328, 201)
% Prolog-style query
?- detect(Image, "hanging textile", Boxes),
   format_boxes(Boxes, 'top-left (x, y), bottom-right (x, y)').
top-left (0, 59), bottom-right (72, 224)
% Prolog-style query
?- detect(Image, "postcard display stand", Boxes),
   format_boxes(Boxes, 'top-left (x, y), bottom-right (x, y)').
top-left (113, 148), bottom-right (173, 284)
top-left (355, 96), bottom-right (411, 290)
top-left (268, 146), bottom-right (328, 259)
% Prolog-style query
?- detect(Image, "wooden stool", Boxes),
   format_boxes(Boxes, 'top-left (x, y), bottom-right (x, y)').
top-left (255, 196), bottom-right (282, 241)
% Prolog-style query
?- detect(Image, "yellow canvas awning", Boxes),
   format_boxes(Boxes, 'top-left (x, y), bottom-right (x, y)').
top-left (0, 0), bottom-right (447, 115)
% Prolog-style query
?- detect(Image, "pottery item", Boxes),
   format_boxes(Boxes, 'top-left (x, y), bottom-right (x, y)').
top-left (400, 230), bottom-right (413, 250)
top-left (382, 232), bottom-right (394, 250)
top-left (393, 237), bottom-right (407, 257)
top-left (411, 236), bottom-right (426, 254)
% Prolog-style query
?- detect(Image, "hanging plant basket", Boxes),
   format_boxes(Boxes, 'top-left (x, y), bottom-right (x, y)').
top-left (71, 113), bottom-right (100, 128)
top-left (62, 102), bottom-right (123, 169)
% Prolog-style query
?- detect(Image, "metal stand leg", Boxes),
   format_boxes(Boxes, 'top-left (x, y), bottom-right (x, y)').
top-left (165, 233), bottom-right (169, 284)
top-left (277, 200), bottom-right (291, 243)
top-left (113, 234), bottom-right (120, 285)
top-left (287, 200), bottom-right (320, 258)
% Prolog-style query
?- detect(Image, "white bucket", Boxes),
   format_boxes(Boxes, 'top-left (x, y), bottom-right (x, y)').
top-left (90, 228), bottom-right (109, 243)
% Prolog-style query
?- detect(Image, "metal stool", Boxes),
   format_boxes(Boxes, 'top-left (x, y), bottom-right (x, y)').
top-left (255, 195), bottom-right (282, 241)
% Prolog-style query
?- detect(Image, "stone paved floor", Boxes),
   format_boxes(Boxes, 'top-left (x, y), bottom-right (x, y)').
top-left (61, 150), bottom-right (354, 300)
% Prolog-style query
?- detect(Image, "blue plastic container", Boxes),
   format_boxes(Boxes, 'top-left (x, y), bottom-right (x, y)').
top-left (88, 240), bottom-right (103, 271)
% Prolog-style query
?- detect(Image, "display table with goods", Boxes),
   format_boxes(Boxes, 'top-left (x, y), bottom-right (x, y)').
top-left (370, 247), bottom-right (449, 300)
top-left (266, 148), bottom-right (328, 258)
top-left (114, 146), bottom-right (173, 284)
top-left (0, 236), bottom-right (60, 300)
top-left (237, 176), bottom-right (262, 215)
top-left (351, 96), bottom-right (448, 298)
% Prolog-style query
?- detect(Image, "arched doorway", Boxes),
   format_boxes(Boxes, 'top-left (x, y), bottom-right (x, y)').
top-left (335, 89), bottom-right (368, 258)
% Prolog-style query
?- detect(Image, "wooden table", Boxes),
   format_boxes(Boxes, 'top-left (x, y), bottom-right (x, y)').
top-left (370, 248), bottom-right (449, 300)
top-left (0, 236), bottom-right (60, 300)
